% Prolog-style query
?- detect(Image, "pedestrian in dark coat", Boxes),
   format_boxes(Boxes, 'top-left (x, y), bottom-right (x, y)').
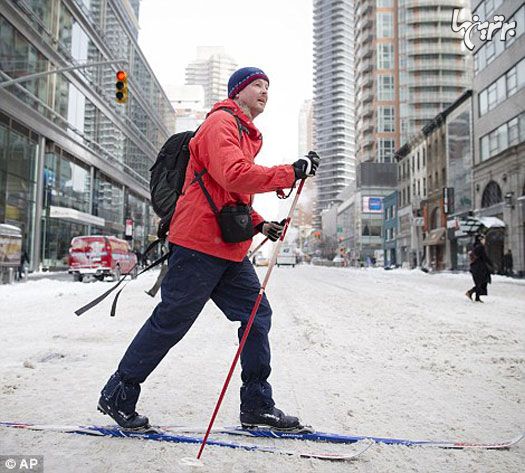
top-left (466, 235), bottom-right (493, 302)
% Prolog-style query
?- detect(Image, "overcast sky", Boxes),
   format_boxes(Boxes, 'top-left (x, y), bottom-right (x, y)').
top-left (137, 0), bottom-right (314, 221)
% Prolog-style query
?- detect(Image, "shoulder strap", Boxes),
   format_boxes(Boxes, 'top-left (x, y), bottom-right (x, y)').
top-left (216, 107), bottom-right (246, 142)
top-left (187, 107), bottom-right (246, 215)
top-left (192, 169), bottom-right (220, 215)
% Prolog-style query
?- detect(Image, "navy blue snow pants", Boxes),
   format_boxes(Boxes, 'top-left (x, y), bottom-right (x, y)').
top-left (117, 244), bottom-right (275, 413)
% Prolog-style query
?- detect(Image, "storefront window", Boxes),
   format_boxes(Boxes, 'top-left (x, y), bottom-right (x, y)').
top-left (0, 121), bottom-right (38, 259)
top-left (42, 218), bottom-right (87, 269)
top-left (43, 145), bottom-right (91, 213)
top-left (41, 144), bottom-right (93, 268)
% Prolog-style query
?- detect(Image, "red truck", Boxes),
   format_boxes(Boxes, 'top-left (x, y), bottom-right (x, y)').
top-left (68, 235), bottom-right (138, 282)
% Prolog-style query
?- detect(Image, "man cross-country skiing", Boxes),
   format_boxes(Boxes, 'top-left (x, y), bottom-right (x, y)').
top-left (98, 67), bottom-right (320, 431)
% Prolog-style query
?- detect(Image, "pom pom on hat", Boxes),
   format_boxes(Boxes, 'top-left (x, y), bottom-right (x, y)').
top-left (228, 67), bottom-right (269, 98)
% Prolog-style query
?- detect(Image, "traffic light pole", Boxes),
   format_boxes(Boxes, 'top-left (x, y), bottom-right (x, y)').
top-left (0, 59), bottom-right (128, 88)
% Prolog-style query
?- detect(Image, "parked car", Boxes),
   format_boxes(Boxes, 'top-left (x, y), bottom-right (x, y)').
top-left (276, 246), bottom-right (297, 267)
top-left (68, 235), bottom-right (138, 282)
top-left (332, 255), bottom-right (344, 267)
top-left (254, 254), bottom-right (269, 266)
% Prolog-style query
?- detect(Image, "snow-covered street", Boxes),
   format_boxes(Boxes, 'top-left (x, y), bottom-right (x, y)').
top-left (0, 266), bottom-right (524, 472)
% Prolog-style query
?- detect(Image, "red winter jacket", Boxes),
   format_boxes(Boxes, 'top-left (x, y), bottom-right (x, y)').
top-left (169, 99), bottom-right (296, 261)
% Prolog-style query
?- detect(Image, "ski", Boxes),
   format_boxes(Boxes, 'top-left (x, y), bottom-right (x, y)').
top-left (0, 422), bottom-right (369, 461)
top-left (163, 425), bottom-right (525, 450)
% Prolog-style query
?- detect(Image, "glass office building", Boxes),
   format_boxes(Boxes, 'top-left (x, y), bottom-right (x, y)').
top-left (0, 0), bottom-right (176, 269)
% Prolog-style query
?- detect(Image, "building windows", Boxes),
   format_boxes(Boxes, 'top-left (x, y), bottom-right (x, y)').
top-left (377, 43), bottom-right (394, 69)
top-left (507, 66), bottom-right (518, 96)
top-left (478, 59), bottom-right (525, 116)
top-left (474, 5), bottom-right (524, 75)
top-left (362, 220), bottom-right (382, 237)
top-left (378, 138), bottom-right (395, 162)
top-left (93, 172), bottom-right (124, 226)
top-left (481, 180), bottom-right (503, 208)
top-left (378, 107), bottom-right (395, 132)
top-left (0, 16), bottom-right (49, 103)
top-left (508, 116), bottom-right (519, 144)
top-left (474, 0), bottom-right (503, 20)
top-left (0, 119), bottom-right (39, 256)
top-left (480, 112), bottom-right (525, 161)
top-left (43, 144), bottom-right (91, 214)
top-left (506, 4), bottom-right (524, 49)
top-left (377, 75), bottom-right (395, 100)
top-left (377, 12), bottom-right (393, 38)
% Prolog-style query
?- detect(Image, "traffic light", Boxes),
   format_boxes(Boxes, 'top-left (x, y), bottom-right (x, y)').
top-left (115, 70), bottom-right (128, 103)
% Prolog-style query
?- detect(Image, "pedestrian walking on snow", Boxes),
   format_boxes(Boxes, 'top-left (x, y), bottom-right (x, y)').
top-left (98, 67), bottom-right (320, 431)
top-left (466, 234), bottom-right (493, 303)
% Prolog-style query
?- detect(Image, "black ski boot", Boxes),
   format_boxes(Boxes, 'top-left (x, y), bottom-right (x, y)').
top-left (240, 407), bottom-right (307, 432)
top-left (97, 372), bottom-right (150, 430)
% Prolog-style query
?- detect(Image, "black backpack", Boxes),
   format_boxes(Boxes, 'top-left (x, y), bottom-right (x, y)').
top-left (150, 131), bottom-right (194, 239)
top-left (150, 107), bottom-right (244, 239)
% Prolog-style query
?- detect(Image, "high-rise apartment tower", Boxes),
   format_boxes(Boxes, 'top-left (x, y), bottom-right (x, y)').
top-left (313, 0), bottom-right (356, 227)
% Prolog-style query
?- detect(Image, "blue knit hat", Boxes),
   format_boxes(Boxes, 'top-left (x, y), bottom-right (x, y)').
top-left (228, 67), bottom-right (269, 98)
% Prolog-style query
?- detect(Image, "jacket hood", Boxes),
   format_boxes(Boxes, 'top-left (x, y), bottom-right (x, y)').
top-left (208, 99), bottom-right (261, 138)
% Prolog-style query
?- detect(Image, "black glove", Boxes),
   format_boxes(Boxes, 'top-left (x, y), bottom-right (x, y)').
top-left (293, 151), bottom-right (320, 179)
top-left (256, 219), bottom-right (286, 242)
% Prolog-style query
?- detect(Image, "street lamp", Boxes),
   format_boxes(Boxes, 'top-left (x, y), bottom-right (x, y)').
top-left (504, 192), bottom-right (515, 209)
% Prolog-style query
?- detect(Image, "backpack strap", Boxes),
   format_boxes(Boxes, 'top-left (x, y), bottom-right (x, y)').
top-left (217, 106), bottom-right (246, 142)
top-left (74, 239), bottom-right (169, 317)
top-left (187, 107), bottom-right (246, 215)
top-left (192, 169), bottom-right (220, 215)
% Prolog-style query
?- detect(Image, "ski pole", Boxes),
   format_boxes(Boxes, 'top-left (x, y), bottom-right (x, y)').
top-left (197, 179), bottom-right (306, 460)
top-left (247, 236), bottom-right (269, 259)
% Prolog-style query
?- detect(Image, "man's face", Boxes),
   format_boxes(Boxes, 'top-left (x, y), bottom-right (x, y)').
top-left (236, 79), bottom-right (269, 119)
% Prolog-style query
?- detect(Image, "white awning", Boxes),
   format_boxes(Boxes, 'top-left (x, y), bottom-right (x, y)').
top-left (0, 224), bottom-right (22, 237)
top-left (50, 206), bottom-right (105, 227)
top-left (456, 216), bottom-right (506, 235)
top-left (478, 216), bottom-right (505, 228)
